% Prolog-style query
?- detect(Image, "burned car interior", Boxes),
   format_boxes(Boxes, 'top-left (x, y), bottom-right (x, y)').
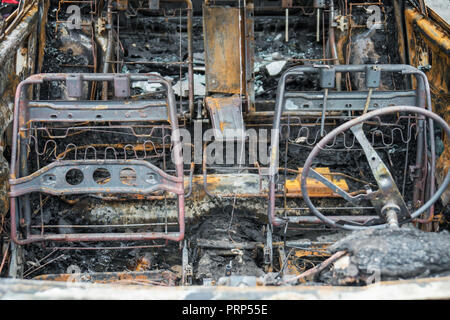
top-left (0, 0), bottom-right (449, 298)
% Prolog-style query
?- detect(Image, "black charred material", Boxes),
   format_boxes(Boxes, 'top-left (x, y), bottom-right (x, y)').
top-left (321, 227), bottom-right (450, 285)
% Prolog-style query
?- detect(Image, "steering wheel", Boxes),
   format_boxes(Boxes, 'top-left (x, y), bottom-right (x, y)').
top-left (301, 106), bottom-right (450, 230)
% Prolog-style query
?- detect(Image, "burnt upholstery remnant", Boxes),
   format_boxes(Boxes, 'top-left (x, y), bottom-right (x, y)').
top-left (8, 73), bottom-right (186, 244)
top-left (321, 227), bottom-right (450, 285)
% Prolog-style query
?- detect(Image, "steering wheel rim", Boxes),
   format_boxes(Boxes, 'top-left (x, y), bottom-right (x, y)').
top-left (300, 106), bottom-right (450, 230)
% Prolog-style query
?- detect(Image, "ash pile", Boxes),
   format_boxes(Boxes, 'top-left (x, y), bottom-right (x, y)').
top-left (320, 228), bottom-right (450, 285)
top-left (188, 207), bottom-right (268, 285)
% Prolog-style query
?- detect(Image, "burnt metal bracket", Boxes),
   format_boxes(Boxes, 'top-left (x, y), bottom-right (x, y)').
top-left (283, 90), bottom-right (416, 112)
top-left (366, 65), bottom-right (381, 88)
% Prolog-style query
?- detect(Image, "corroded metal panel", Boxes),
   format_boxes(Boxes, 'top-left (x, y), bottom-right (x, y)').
top-left (245, 0), bottom-right (255, 110)
top-left (205, 95), bottom-right (245, 141)
top-left (203, 6), bottom-right (245, 94)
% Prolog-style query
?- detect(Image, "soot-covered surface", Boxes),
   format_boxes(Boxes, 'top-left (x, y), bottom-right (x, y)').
top-left (188, 207), bottom-right (267, 284)
top-left (320, 228), bottom-right (450, 285)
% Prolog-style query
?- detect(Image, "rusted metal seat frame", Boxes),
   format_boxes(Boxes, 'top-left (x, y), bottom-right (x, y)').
top-left (268, 64), bottom-right (437, 227)
top-left (9, 73), bottom-right (185, 244)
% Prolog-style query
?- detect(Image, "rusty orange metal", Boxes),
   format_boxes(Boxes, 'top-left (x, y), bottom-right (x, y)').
top-left (285, 167), bottom-right (349, 197)
top-left (205, 95), bottom-right (244, 139)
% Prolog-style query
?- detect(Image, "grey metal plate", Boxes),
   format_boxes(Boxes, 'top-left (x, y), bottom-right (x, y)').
top-left (283, 90), bottom-right (417, 111)
top-left (28, 100), bottom-right (169, 122)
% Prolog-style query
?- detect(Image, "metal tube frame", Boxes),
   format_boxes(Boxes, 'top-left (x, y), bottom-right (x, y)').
top-left (268, 64), bottom-right (436, 227)
top-left (9, 73), bottom-right (186, 244)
